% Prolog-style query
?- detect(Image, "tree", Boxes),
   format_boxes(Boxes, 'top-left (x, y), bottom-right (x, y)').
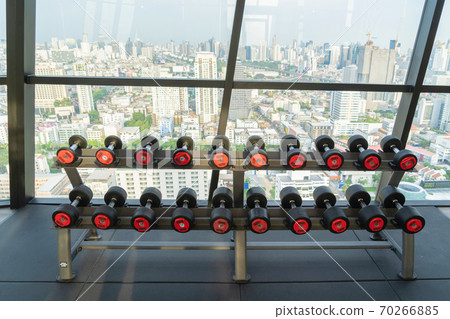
top-left (88, 110), bottom-right (100, 124)
top-left (93, 87), bottom-right (108, 103)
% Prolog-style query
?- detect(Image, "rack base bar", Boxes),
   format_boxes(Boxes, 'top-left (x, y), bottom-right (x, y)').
top-left (79, 240), bottom-right (394, 251)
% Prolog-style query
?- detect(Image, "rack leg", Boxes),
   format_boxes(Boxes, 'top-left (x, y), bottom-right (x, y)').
top-left (86, 228), bottom-right (102, 241)
top-left (398, 232), bottom-right (417, 280)
top-left (56, 228), bottom-right (76, 282)
top-left (232, 230), bottom-right (250, 283)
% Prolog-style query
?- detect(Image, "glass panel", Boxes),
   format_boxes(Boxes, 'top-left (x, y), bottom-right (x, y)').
top-left (238, 0), bottom-right (424, 84)
top-left (398, 93), bottom-right (450, 200)
top-left (424, 1), bottom-right (450, 85)
top-left (0, 85), bottom-right (7, 200)
top-left (34, 85), bottom-right (223, 200)
top-left (227, 88), bottom-right (402, 200)
top-left (36, 0), bottom-right (235, 79)
top-left (0, 0), bottom-right (5, 75)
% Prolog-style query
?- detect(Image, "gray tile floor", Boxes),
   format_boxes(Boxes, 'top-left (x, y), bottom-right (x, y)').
top-left (0, 204), bottom-right (449, 301)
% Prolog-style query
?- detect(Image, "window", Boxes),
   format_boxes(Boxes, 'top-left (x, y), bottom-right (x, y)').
top-left (237, 0), bottom-right (424, 84)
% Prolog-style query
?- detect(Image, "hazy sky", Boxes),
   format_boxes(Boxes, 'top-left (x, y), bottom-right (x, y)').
top-left (0, 0), bottom-right (448, 50)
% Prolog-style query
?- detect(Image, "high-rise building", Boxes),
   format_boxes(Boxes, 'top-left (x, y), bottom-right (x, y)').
top-left (73, 63), bottom-right (95, 114)
top-left (35, 63), bottom-right (68, 112)
top-left (194, 52), bottom-right (218, 123)
top-left (432, 45), bottom-right (449, 71)
top-left (414, 98), bottom-right (434, 126)
top-left (357, 42), bottom-right (396, 109)
top-left (151, 87), bottom-right (189, 118)
top-left (229, 60), bottom-right (251, 121)
top-left (331, 65), bottom-right (361, 123)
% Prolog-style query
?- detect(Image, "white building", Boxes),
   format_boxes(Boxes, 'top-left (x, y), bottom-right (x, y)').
top-left (120, 127), bottom-right (141, 145)
top-left (73, 62), bottom-right (95, 113)
top-left (194, 52), bottom-right (218, 123)
top-left (275, 171), bottom-right (328, 200)
top-left (115, 169), bottom-right (212, 200)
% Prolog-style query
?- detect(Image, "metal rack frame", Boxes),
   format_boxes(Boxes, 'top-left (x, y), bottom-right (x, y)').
top-left (55, 151), bottom-right (417, 283)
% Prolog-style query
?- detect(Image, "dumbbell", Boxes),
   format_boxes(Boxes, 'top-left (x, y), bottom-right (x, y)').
top-left (379, 185), bottom-right (425, 234)
top-left (134, 135), bottom-right (159, 166)
top-left (345, 184), bottom-right (387, 233)
top-left (91, 186), bottom-right (127, 229)
top-left (280, 186), bottom-right (311, 234)
top-left (56, 135), bottom-right (88, 165)
top-left (348, 135), bottom-right (381, 170)
top-left (95, 135), bottom-right (123, 166)
top-left (131, 187), bottom-right (162, 232)
top-left (281, 135), bottom-right (307, 169)
top-left (210, 187), bottom-right (233, 234)
top-left (315, 135), bottom-right (344, 170)
top-left (172, 136), bottom-right (194, 167)
top-left (245, 135), bottom-right (269, 168)
top-left (171, 187), bottom-right (197, 233)
top-left (246, 187), bottom-right (270, 234)
top-left (313, 186), bottom-right (349, 233)
top-left (209, 135), bottom-right (231, 169)
top-left (381, 135), bottom-right (417, 171)
top-left (52, 184), bottom-right (93, 227)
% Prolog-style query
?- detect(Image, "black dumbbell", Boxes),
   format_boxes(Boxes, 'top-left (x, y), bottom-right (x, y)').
top-left (171, 187), bottom-right (197, 233)
top-left (315, 135), bottom-right (344, 170)
top-left (379, 185), bottom-right (425, 234)
top-left (92, 186), bottom-right (127, 229)
top-left (56, 135), bottom-right (88, 165)
top-left (313, 186), bottom-right (349, 233)
top-left (95, 135), bottom-right (123, 166)
top-left (280, 186), bottom-right (311, 234)
top-left (209, 135), bottom-right (231, 169)
top-left (281, 135), bottom-right (307, 169)
top-left (381, 135), bottom-right (417, 171)
top-left (210, 187), bottom-right (233, 234)
top-left (348, 135), bottom-right (381, 170)
top-left (52, 184), bottom-right (93, 227)
top-left (346, 184), bottom-right (387, 233)
top-left (134, 135), bottom-right (159, 167)
top-left (246, 187), bottom-right (270, 234)
top-left (172, 136), bottom-right (194, 167)
top-left (245, 135), bottom-right (269, 169)
top-left (131, 187), bottom-right (162, 232)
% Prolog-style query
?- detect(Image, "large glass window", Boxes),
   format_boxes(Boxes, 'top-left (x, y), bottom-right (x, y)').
top-left (34, 84), bottom-right (222, 200)
top-left (226, 88), bottom-right (402, 200)
top-left (36, 0), bottom-right (236, 79)
top-left (398, 93), bottom-right (450, 200)
top-left (237, 0), bottom-right (424, 84)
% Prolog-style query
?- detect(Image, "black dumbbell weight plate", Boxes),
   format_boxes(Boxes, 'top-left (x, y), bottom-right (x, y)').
top-left (280, 186), bottom-right (302, 209)
top-left (176, 187), bottom-right (197, 208)
top-left (104, 186), bottom-right (128, 207)
top-left (315, 135), bottom-right (335, 152)
top-left (212, 187), bottom-right (233, 208)
top-left (246, 187), bottom-right (267, 208)
top-left (348, 135), bottom-right (368, 152)
top-left (345, 184), bottom-right (371, 208)
top-left (69, 184), bottom-right (93, 207)
top-left (313, 186), bottom-right (336, 208)
top-left (52, 204), bottom-right (79, 228)
top-left (380, 135), bottom-right (403, 153)
top-left (140, 187), bottom-right (162, 207)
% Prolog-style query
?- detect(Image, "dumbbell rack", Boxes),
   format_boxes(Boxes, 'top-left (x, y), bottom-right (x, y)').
top-left (53, 148), bottom-right (418, 282)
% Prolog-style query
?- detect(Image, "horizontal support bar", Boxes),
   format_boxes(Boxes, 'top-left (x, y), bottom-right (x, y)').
top-left (79, 240), bottom-right (394, 251)
top-left (420, 85), bottom-right (450, 93)
top-left (233, 81), bottom-right (414, 92)
top-left (26, 75), bottom-right (226, 88)
top-left (25, 75), bottom-right (418, 92)
top-left (54, 149), bottom-right (415, 172)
